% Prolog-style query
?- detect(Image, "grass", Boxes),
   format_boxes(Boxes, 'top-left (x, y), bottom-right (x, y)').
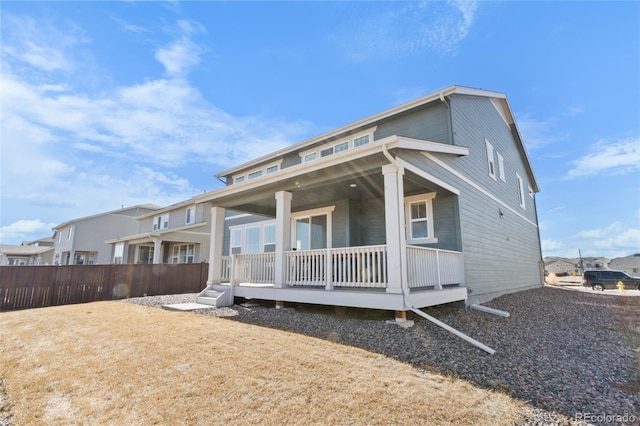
top-left (0, 301), bottom-right (526, 425)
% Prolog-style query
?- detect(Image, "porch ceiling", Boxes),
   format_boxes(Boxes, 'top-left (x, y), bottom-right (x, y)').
top-left (217, 153), bottom-right (455, 217)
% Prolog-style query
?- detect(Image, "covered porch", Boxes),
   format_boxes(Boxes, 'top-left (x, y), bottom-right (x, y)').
top-left (197, 136), bottom-right (468, 311)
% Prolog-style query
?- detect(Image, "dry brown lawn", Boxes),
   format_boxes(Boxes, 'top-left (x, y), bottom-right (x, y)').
top-left (1, 302), bottom-right (527, 425)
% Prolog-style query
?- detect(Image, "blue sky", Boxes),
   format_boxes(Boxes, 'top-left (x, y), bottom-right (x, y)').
top-left (1, 1), bottom-right (639, 259)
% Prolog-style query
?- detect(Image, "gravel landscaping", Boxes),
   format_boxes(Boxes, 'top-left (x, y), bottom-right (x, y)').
top-left (125, 286), bottom-right (640, 425)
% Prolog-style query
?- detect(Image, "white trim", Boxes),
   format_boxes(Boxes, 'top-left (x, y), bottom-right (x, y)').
top-left (497, 152), bottom-right (506, 182)
top-left (299, 128), bottom-right (376, 164)
top-left (217, 85), bottom-right (506, 178)
top-left (485, 139), bottom-right (496, 180)
top-left (291, 205), bottom-right (335, 250)
top-left (404, 193), bottom-right (438, 244)
top-left (396, 158), bottom-right (460, 195)
top-left (423, 152), bottom-right (538, 228)
top-left (516, 173), bottom-right (526, 209)
top-left (194, 135), bottom-right (468, 205)
top-left (232, 160), bottom-right (283, 184)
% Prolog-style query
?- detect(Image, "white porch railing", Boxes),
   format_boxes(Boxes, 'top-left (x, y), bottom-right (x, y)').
top-left (284, 245), bottom-right (388, 288)
top-left (233, 253), bottom-right (275, 284)
top-left (406, 246), bottom-right (464, 289)
top-left (220, 245), bottom-right (463, 290)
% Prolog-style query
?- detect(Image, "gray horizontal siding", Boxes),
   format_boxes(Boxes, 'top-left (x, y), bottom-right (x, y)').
top-left (375, 102), bottom-right (451, 144)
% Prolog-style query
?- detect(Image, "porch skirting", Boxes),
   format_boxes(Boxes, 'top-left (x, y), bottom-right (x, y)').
top-left (230, 284), bottom-right (467, 311)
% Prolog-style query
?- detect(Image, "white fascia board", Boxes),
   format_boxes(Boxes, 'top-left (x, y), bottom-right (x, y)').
top-left (136, 199), bottom-right (197, 220)
top-left (394, 136), bottom-right (469, 156)
top-left (216, 85), bottom-right (501, 178)
top-left (395, 158), bottom-right (460, 195)
top-left (195, 135), bottom-right (467, 205)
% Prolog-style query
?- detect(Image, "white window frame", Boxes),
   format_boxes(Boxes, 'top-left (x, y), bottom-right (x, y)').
top-left (291, 206), bottom-right (335, 250)
top-left (172, 243), bottom-right (195, 264)
top-left (300, 129), bottom-right (376, 164)
top-left (153, 214), bottom-right (169, 231)
top-left (230, 228), bottom-right (242, 255)
top-left (404, 193), bottom-right (438, 244)
top-left (234, 176), bottom-right (245, 184)
top-left (244, 226), bottom-right (261, 254)
top-left (113, 243), bottom-right (124, 264)
top-left (68, 226), bottom-right (73, 240)
top-left (486, 139), bottom-right (496, 180)
top-left (516, 173), bottom-right (526, 209)
top-left (263, 223), bottom-right (276, 252)
top-left (185, 206), bottom-right (196, 225)
top-left (497, 152), bottom-right (505, 182)
top-left (248, 170), bottom-right (263, 180)
top-left (232, 161), bottom-right (282, 184)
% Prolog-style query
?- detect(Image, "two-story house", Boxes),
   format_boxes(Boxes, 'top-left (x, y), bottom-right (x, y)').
top-left (106, 200), bottom-right (213, 264)
top-left (193, 85), bottom-right (543, 315)
top-left (52, 204), bottom-right (159, 265)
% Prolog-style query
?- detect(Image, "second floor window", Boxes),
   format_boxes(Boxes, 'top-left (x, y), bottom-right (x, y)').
top-left (153, 214), bottom-right (169, 231)
top-left (185, 207), bottom-right (195, 225)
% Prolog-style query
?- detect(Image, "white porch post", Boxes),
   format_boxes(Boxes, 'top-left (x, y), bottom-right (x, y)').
top-left (274, 191), bottom-right (292, 288)
top-left (383, 164), bottom-right (405, 294)
top-left (206, 206), bottom-right (226, 285)
top-left (151, 238), bottom-right (163, 264)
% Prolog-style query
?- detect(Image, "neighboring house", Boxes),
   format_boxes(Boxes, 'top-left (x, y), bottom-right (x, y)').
top-left (609, 254), bottom-right (640, 275)
top-left (544, 258), bottom-right (577, 276)
top-left (0, 237), bottom-right (55, 265)
top-left (193, 85), bottom-right (543, 314)
top-left (580, 257), bottom-right (609, 270)
top-left (106, 200), bottom-right (212, 264)
top-left (52, 205), bottom-right (159, 265)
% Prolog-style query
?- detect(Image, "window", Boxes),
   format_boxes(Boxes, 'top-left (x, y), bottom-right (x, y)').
top-left (230, 229), bottom-right (242, 255)
top-left (113, 243), bottom-right (124, 264)
top-left (264, 224), bottom-right (276, 252)
top-left (516, 173), bottom-right (526, 209)
top-left (234, 176), bottom-right (245, 184)
top-left (57, 231), bottom-right (61, 242)
top-left (353, 134), bottom-right (369, 147)
top-left (153, 214), bottom-right (169, 231)
top-left (137, 246), bottom-right (154, 264)
top-left (303, 152), bottom-right (317, 162)
top-left (172, 244), bottom-right (194, 264)
top-left (497, 152), bottom-right (505, 182)
top-left (486, 140), bottom-right (496, 180)
top-left (404, 193), bottom-right (437, 244)
top-left (248, 170), bottom-right (263, 180)
top-left (320, 147), bottom-right (334, 157)
top-left (334, 141), bottom-right (349, 153)
top-left (68, 226), bottom-right (73, 240)
top-left (266, 165), bottom-right (279, 174)
top-left (291, 206), bottom-right (334, 250)
top-left (185, 206), bottom-right (195, 225)
top-left (245, 227), bottom-right (261, 254)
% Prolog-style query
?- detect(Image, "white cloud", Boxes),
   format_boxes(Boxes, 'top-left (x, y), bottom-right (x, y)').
top-left (0, 15), bottom-right (316, 244)
top-left (568, 137), bottom-right (640, 178)
top-left (572, 222), bottom-right (640, 257)
top-left (334, 1), bottom-right (478, 61)
top-left (0, 220), bottom-right (56, 244)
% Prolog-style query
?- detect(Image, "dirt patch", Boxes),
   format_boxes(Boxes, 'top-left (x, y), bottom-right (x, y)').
top-left (0, 302), bottom-right (525, 425)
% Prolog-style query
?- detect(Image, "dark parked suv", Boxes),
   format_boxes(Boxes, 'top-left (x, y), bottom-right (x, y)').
top-left (582, 269), bottom-right (640, 291)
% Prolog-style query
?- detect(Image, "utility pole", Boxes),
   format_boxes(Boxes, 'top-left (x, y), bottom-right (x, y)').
top-left (578, 249), bottom-right (584, 275)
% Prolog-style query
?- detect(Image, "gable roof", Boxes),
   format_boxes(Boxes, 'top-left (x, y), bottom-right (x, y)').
top-left (216, 85), bottom-right (539, 193)
top-left (52, 204), bottom-right (161, 230)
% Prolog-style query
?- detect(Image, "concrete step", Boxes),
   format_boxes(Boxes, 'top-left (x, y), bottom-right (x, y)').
top-left (201, 289), bottom-right (223, 298)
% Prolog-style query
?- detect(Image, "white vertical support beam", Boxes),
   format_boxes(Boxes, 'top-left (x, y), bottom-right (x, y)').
top-left (207, 206), bottom-right (226, 285)
top-left (152, 238), bottom-right (163, 264)
top-left (383, 164), bottom-right (404, 294)
top-left (274, 191), bottom-right (292, 288)
top-left (435, 250), bottom-right (443, 290)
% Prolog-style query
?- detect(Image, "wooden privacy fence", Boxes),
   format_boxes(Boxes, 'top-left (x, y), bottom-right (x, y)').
top-left (0, 263), bottom-right (209, 311)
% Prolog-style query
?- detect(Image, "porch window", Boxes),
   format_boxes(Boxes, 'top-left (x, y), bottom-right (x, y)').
top-left (245, 226), bottom-right (261, 254)
top-left (172, 244), bottom-right (194, 263)
top-left (230, 228), bottom-right (242, 254)
top-left (292, 206), bottom-right (334, 250)
top-left (137, 245), bottom-right (154, 264)
top-left (264, 223), bottom-right (276, 252)
top-left (404, 193), bottom-right (437, 244)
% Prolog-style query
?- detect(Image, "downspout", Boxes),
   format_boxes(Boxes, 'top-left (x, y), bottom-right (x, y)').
top-left (382, 144), bottom-right (409, 310)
